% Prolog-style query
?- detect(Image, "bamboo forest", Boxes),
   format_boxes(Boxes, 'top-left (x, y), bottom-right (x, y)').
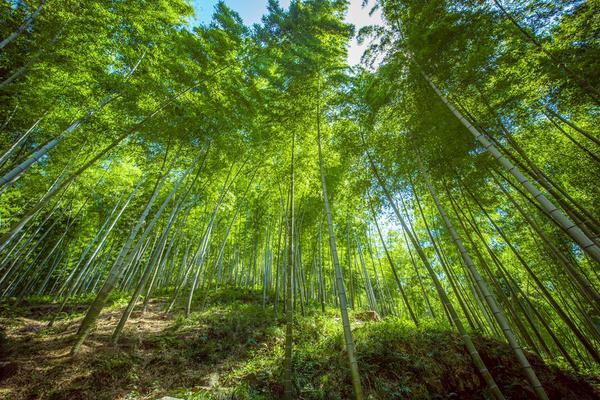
top-left (0, 0), bottom-right (598, 399)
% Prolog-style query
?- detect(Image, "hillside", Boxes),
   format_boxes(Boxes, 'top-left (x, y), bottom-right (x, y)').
top-left (1, 291), bottom-right (598, 400)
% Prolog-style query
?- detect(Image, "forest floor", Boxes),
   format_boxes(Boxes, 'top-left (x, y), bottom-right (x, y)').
top-left (0, 289), bottom-right (598, 400)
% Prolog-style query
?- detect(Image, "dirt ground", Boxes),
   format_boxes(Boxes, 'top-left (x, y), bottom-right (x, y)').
top-left (1, 298), bottom-right (599, 400)
top-left (0, 301), bottom-right (224, 400)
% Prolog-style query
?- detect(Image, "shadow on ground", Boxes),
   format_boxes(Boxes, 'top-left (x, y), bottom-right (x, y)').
top-left (0, 289), bottom-right (598, 400)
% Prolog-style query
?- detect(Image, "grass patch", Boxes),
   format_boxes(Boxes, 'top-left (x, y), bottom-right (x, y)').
top-left (0, 288), bottom-right (597, 400)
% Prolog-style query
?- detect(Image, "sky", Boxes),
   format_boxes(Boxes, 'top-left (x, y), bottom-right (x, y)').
top-left (189, 0), bottom-right (383, 66)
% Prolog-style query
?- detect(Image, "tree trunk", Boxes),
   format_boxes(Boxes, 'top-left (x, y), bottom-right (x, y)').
top-left (367, 150), bottom-right (505, 400)
top-left (421, 71), bottom-right (600, 262)
top-left (316, 90), bottom-right (363, 399)
top-left (0, 0), bottom-right (49, 49)
top-left (283, 132), bottom-right (295, 400)
top-left (416, 154), bottom-right (548, 400)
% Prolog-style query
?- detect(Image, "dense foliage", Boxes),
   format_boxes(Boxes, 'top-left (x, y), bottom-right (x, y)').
top-left (0, 1), bottom-right (598, 399)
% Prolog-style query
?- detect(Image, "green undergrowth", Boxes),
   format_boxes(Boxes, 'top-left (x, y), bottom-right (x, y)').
top-left (1, 288), bottom-right (598, 400)
top-left (176, 305), bottom-right (599, 400)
